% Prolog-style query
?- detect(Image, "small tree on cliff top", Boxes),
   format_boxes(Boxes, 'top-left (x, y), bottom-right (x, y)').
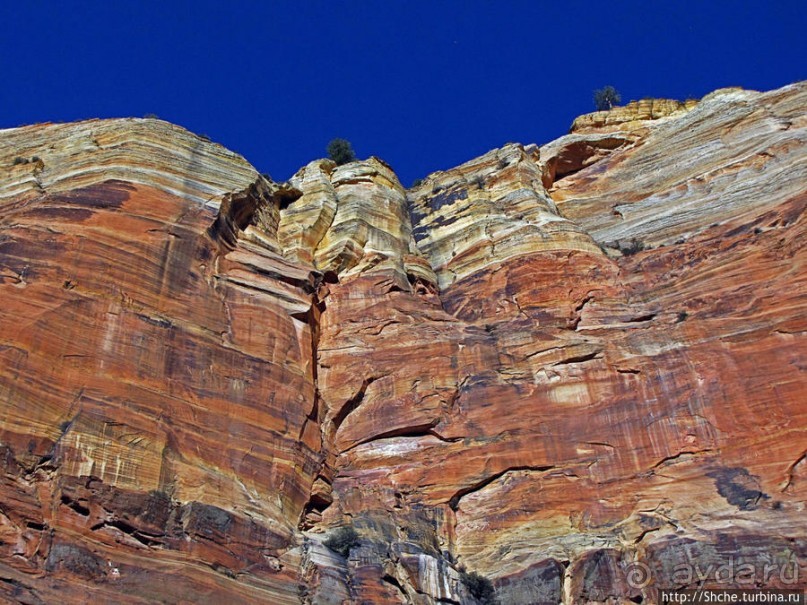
top-left (594, 85), bottom-right (621, 111)
top-left (327, 138), bottom-right (357, 165)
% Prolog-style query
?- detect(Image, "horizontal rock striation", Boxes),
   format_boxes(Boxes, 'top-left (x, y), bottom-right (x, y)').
top-left (0, 83), bottom-right (805, 604)
top-left (0, 120), bottom-right (318, 603)
top-left (571, 96), bottom-right (699, 133)
top-left (554, 85), bottom-right (807, 249)
top-left (0, 118), bottom-right (261, 208)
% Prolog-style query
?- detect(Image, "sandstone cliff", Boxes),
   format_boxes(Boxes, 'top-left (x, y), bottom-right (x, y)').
top-left (0, 83), bottom-right (804, 604)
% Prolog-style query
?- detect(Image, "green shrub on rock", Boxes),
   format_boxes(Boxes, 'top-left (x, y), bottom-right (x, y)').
top-left (594, 85), bottom-right (621, 110)
top-left (327, 138), bottom-right (357, 165)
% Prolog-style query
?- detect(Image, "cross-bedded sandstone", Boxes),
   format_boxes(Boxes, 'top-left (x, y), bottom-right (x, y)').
top-left (0, 83), bottom-right (805, 603)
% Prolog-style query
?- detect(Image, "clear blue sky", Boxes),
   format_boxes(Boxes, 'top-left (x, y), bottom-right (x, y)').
top-left (2, 1), bottom-right (805, 186)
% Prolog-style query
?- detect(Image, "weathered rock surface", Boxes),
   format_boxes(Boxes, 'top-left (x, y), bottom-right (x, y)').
top-left (570, 97), bottom-right (699, 134)
top-left (0, 119), bottom-right (317, 603)
top-left (0, 84), bottom-right (805, 604)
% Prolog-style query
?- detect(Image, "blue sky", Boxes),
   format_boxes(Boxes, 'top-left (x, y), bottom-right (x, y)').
top-left (2, 1), bottom-right (805, 186)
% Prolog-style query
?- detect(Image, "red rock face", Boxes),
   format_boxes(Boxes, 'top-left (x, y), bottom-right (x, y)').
top-left (0, 124), bottom-right (319, 602)
top-left (1, 85), bottom-right (806, 604)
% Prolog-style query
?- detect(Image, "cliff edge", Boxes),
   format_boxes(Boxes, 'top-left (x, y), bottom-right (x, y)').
top-left (0, 82), bottom-right (805, 604)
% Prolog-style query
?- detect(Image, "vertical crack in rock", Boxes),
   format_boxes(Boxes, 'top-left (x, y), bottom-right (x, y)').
top-left (296, 277), bottom-right (340, 531)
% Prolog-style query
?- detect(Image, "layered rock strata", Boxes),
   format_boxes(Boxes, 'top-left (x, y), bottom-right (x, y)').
top-left (0, 83), bottom-right (805, 604)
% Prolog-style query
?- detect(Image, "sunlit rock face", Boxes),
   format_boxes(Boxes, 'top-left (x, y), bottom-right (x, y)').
top-left (1, 83), bottom-right (805, 604)
top-left (0, 119), bottom-right (316, 603)
top-left (570, 97), bottom-right (699, 134)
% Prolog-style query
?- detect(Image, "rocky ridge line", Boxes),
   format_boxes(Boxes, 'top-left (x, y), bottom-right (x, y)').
top-left (0, 82), bottom-right (804, 604)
